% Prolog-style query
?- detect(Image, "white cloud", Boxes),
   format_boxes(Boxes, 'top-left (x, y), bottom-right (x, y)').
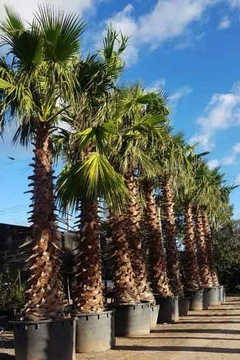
top-left (208, 159), bottom-right (220, 169)
top-left (218, 15), bottom-right (231, 29)
top-left (190, 81), bottom-right (240, 150)
top-left (145, 79), bottom-right (166, 93)
top-left (222, 155), bottom-right (235, 165)
top-left (218, 142), bottom-right (240, 166)
top-left (235, 174), bottom-right (240, 185)
top-left (138, 0), bottom-right (213, 45)
top-left (229, 0), bottom-right (240, 9)
top-left (103, 0), bottom-right (220, 65)
top-left (0, 0), bottom-right (95, 23)
top-left (169, 86), bottom-right (193, 102)
top-left (232, 142), bottom-right (240, 153)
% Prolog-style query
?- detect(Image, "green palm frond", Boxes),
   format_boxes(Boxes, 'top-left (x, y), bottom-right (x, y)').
top-left (57, 153), bottom-right (129, 212)
top-left (101, 26), bottom-right (128, 80)
top-left (75, 120), bottom-right (117, 153)
top-left (0, 78), bottom-right (13, 89)
top-left (35, 4), bottom-right (85, 63)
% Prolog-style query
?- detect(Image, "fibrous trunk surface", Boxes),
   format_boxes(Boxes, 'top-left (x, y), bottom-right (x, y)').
top-left (202, 211), bottom-right (219, 287)
top-left (23, 123), bottom-right (64, 320)
top-left (195, 207), bottom-right (213, 288)
top-left (111, 212), bottom-right (140, 304)
top-left (162, 176), bottom-right (183, 296)
top-left (125, 172), bottom-right (155, 303)
top-left (183, 203), bottom-right (201, 292)
top-left (143, 179), bottom-right (172, 297)
top-left (74, 199), bottom-right (105, 313)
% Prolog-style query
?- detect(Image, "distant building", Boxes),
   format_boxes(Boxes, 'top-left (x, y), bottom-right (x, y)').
top-left (0, 223), bottom-right (78, 275)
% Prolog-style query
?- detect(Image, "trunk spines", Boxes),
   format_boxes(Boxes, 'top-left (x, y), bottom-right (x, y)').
top-left (142, 179), bottom-right (172, 298)
top-left (202, 212), bottom-right (219, 287)
top-left (162, 176), bottom-right (183, 296)
top-left (74, 200), bottom-right (104, 314)
top-left (23, 124), bottom-right (64, 321)
top-left (183, 203), bottom-right (201, 292)
top-left (125, 173), bottom-right (155, 304)
top-left (111, 213), bottom-right (140, 304)
top-left (195, 207), bottom-right (213, 288)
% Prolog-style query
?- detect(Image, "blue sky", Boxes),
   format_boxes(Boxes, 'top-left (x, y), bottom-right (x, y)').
top-left (1, 0), bottom-right (240, 225)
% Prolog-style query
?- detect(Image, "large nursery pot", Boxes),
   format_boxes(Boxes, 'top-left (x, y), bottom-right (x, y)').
top-left (219, 285), bottom-right (224, 304)
top-left (156, 296), bottom-right (179, 323)
top-left (113, 302), bottom-right (151, 337)
top-left (203, 288), bottom-right (209, 310)
top-left (207, 286), bottom-right (221, 306)
top-left (189, 290), bottom-right (203, 311)
top-left (12, 318), bottom-right (76, 360)
top-left (179, 297), bottom-right (190, 316)
top-left (76, 310), bottom-right (115, 353)
top-left (150, 304), bottom-right (160, 328)
top-left (222, 286), bottom-right (226, 303)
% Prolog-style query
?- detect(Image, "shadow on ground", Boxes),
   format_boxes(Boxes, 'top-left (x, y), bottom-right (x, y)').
top-left (0, 340), bottom-right (14, 350)
top-left (151, 329), bottom-right (240, 335)
top-left (126, 336), bottom-right (240, 341)
top-left (0, 354), bottom-right (14, 359)
top-left (114, 345), bottom-right (240, 353)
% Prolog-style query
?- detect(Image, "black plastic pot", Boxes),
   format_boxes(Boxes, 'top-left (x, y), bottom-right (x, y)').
top-left (150, 304), bottom-right (160, 328)
top-left (189, 290), bottom-right (203, 311)
top-left (208, 286), bottom-right (220, 306)
top-left (12, 319), bottom-right (76, 360)
top-left (76, 310), bottom-right (115, 353)
top-left (156, 296), bottom-right (179, 323)
top-left (113, 302), bottom-right (150, 337)
top-left (203, 288), bottom-right (209, 310)
top-left (179, 298), bottom-right (190, 316)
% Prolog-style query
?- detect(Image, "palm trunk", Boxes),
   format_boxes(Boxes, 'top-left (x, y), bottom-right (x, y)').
top-left (195, 207), bottom-right (213, 287)
top-left (143, 179), bottom-right (172, 297)
top-left (111, 213), bottom-right (140, 304)
top-left (183, 203), bottom-right (201, 292)
top-left (162, 175), bottom-right (183, 296)
top-left (125, 172), bottom-right (155, 303)
top-left (23, 123), bottom-right (64, 320)
top-left (74, 199), bottom-right (104, 313)
top-left (202, 211), bottom-right (219, 286)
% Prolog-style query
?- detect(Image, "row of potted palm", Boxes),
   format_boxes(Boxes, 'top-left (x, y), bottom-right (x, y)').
top-left (0, 4), bottom-right (232, 359)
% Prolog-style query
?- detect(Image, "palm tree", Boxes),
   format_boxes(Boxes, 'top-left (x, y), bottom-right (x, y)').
top-left (56, 29), bottom-right (130, 313)
top-left (176, 149), bottom-right (202, 293)
top-left (160, 134), bottom-right (184, 296)
top-left (187, 159), bottom-right (214, 288)
top-left (0, 5), bottom-right (84, 320)
top-left (109, 85), bottom-right (168, 304)
top-left (198, 166), bottom-right (234, 287)
top-left (142, 178), bottom-right (172, 297)
top-left (140, 95), bottom-right (172, 297)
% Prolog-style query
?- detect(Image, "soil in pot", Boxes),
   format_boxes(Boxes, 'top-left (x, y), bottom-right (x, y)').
top-left (12, 319), bottom-right (76, 360)
top-left (113, 302), bottom-right (150, 337)
top-left (76, 310), bottom-right (115, 353)
top-left (156, 296), bottom-right (179, 323)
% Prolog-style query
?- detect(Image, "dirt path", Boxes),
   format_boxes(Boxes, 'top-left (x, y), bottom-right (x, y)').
top-left (1, 296), bottom-right (240, 360)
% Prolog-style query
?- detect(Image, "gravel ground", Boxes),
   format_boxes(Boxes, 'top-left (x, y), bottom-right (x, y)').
top-left (2, 295), bottom-right (240, 360)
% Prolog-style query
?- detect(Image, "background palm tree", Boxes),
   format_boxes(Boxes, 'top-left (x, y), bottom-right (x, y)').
top-left (108, 85), bottom-right (168, 304)
top-left (56, 29), bottom-right (130, 313)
